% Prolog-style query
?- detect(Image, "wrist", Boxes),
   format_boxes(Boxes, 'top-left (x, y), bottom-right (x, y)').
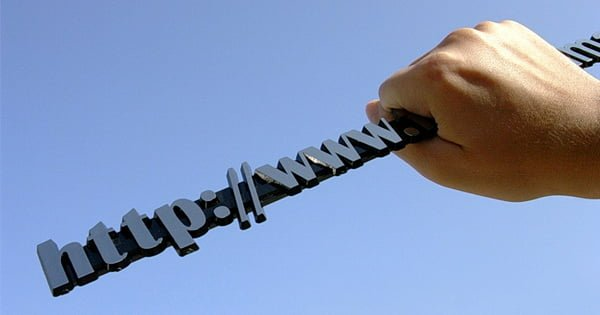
top-left (552, 80), bottom-right (600, 199)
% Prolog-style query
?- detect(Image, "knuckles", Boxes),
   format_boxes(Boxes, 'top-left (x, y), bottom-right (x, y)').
top-left (378, 20), bottom-right (526, 111)
top-left (498, 19), bottom-right (522, 29)
top-left (474, 20), bottom-right (522, 33)
top-left (378, 50), bottom-right (468, 103)
top-left (474, 21), bottom-right (499, 32)
top-left (441, 27), bottom-right (486, 46)
top-left (415, 51), bottom-right (467, 85)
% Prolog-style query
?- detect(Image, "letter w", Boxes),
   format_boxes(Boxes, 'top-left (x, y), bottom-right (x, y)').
top-left (255, 156), bottom-right (318, 194)
top-left (341, 119), bottom-right (405, 156)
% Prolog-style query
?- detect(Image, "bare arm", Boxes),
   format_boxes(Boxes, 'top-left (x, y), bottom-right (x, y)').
top-left (367, 20), bottom-right (600, 201)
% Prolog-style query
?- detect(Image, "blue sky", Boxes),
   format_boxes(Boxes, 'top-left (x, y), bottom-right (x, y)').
top-left (2, 1), bottom-right (599, 314)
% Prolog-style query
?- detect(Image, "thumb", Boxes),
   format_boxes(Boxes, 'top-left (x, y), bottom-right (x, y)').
top-left (365, 99), bottom-right (394, 124)
top-left (364, 99), bottom-right (468, 193)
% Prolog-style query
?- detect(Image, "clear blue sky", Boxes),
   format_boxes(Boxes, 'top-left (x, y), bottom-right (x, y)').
top-left (2, 1), bottom-right (599, 314)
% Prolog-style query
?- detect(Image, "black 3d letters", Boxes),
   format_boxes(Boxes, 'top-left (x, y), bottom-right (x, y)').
top-left (37, 31), bottom-right (598, 297)
top-left (559, 32), bottom-right (600, 68)
top-left (37, 113), bottom-right (436, 297)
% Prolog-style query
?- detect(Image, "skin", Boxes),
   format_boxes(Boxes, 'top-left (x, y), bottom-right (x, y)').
top-left (366, 20), bottom-right (600, 201)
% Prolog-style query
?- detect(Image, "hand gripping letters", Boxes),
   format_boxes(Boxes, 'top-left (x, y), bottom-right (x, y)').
top-left (37, 31), bottom-right (597, 296)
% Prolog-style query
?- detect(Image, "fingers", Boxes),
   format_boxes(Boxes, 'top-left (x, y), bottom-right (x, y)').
top-left (365, 99), bottom-right (395, 124)
top-left (393, 136), bottom-right (465, 186)
top-left (366, 20), bottom-right (600, 200)
top-left (409, 20), bottom-right (502, 67)
top-left (365, 99), bottom-right (381, 123)
top-left (364, 98), bottom-right (466, 192)
top-left (371, 27), bottom-right (474, 192)
top-left (378, 65), bottom-right (434, 119)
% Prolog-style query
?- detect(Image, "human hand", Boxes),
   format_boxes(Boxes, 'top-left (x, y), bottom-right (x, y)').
top-left (367, 20), bottom-right (600, 201)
